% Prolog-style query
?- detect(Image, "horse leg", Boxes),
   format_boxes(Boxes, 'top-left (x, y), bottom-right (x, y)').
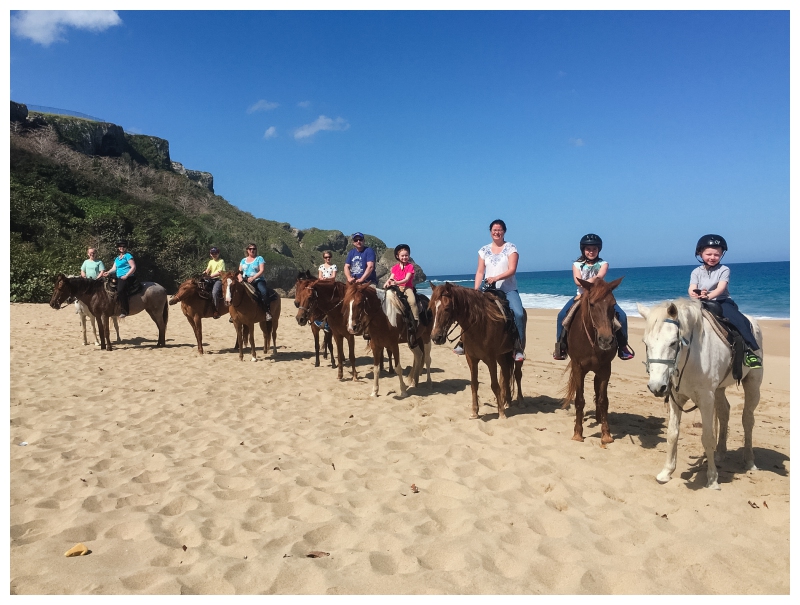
top-left (81, 312), bottom-right (91, 346)
top-left (714, 387), bottom-right (730, 464)
top-left (514, 360), bottom-right (524, 405)
top-left (595, 368), bottom-right (614, 444)
top-left (234, 320), bottom-right (245, 361)
top-left (370, 343), bottom-right (381, 397)
top-left (408, 346), bottom-right (422, 388)
top-left (260, 320), bottom-right (269, 355)
top-left (311, 324), bottom-right (321, 366)
top-left (113, 316), bottom-right (121, 342)
top-left (101, 314), bottom-right (113, 351)
top-left (392, 344), bottom-right (408, 398)
top-left (424, 340), bottom-right (432, 389)
top-left (741, 367), bottom-right (763, 471)
top-left (572, 365), bottom-right (586, 441)
top-left (697, 392), bottom-right (721, 489)
top-left (333, 333), bottom-right (345, 380)
top-left (326, 331), bottom-right (336, 368)
top-left (657, 396), bottom-right (685, 484)
top-left (496, 355), bottom-right (512, 420)
top-left (187, 313), bottom-right (203, 354)
top-left (465, 354), bottom-right (480, 419)
top-left (248, 323), bottom-right (257, 362)
top-left (347, 335), bottom-right (358, 381)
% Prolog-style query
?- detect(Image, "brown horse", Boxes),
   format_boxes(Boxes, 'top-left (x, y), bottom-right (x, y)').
top-left (220, 271), bottom-right (280, 361)
top-left (50, 274), bottom-right (168, 350)
top-left (562, 276), bottom-right (624, 443)
top-left (382, 287), bottom-right (433, 388)
top-left (293, 274), bottom-right (335, 368)
top-left (169, 277), bottom-right (225, 354)
top-left (295, 278), bottom-right (357, 380)
top-left (343, 284), bottom-right (408, 397)
top-left (429, 283), bottom-right (523, 419)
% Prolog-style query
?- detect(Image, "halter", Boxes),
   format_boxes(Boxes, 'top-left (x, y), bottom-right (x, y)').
top-left (644, 318), bottom-right (697, 412)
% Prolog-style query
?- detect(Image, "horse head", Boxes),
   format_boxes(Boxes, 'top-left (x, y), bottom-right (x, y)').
top-left (50, 273), bottom-right (73, 309)
top-left (221, 272), bottom-right (242, 308)
top-left (428, 283), bottom-right (457, 345)
top-left (343, 283), bottom-right (374, 335)
top-left (294, 277), bottom-right (318, 326)
top-left (578, 276), bottom-right (623, 351)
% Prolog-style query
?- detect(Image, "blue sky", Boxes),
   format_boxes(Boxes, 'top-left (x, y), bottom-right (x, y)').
top-left (9, 9), bottom-right (790, 275)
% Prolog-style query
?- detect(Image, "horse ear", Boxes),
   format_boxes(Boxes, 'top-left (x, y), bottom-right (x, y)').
top-left (577, 278), bottom-right (593, 291)
top-left (607, 276), bottom-right (624, 291)
top-left (430, 283), bottom-right (438, 293)
top-left (636, 303), bottom-right (650, 319)
top-left (667, 303), bottom-right (678, 318)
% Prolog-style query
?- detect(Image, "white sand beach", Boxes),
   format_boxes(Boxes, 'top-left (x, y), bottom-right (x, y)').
top-left (9, 302), bottom-right (790, 594)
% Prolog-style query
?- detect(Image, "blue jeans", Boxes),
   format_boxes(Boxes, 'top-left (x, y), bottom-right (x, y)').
top-left (211, 279), bottom-right (223, 309)
top-left (719, 298), bottom-right (759, 351)
top-left (504, 289), bottom-right (526, 349)
top-left (556, 297), bottom-right (628, 346)
top-left (254, 279), bottom-right (268, 302)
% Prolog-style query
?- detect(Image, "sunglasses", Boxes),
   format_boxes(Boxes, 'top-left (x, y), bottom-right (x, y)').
top-left (247, 247), bottom-right (257, 250)
top-left (323, 256), bottom-right (332, 260)
top-left (352, 238), bottom-right (363, 242)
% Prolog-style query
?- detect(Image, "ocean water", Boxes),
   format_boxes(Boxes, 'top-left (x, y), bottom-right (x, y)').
top-left (419, 261), bottom-right (789, 320)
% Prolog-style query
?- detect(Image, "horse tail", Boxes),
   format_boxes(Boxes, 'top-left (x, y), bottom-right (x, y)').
top-left (162, 296), bottom-right (169, 326)
top-left (562, 360), bottom-right (578, 409)
top-left (168, 293), bottom-right (181, 305)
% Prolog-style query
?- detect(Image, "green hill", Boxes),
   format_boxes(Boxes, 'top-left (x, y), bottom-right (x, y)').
top-left (10, 101), bottom-right (425, 302)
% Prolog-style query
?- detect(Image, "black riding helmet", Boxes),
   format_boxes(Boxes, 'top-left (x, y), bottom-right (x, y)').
top-left (579, 233), bottom-right (602, 252)
top-left (394, 243), bottom-right (411, 259)
top-left (116, 240), bottom-right (129, 248)
top-left (695, 234), bottom-right (728, 261)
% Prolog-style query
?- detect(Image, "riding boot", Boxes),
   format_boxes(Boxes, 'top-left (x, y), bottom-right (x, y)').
top-left (553, 328), bottom-right (568, 360)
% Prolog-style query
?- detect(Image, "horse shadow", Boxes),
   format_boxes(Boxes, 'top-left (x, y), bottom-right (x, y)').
top-left (676, 446), bottom-right (789, 490)
top-left (505, 394), bottom-right (563, 418)
top-left (121, 337), bottom-right (192, 350)
top-left (607, 412), bottom-right (667, 448)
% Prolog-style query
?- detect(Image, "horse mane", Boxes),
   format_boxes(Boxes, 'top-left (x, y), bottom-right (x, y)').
top-left (442, 283), bottom-right (507, 325)
top-left (342, 283), bottom-right (380, 310)
top-left (642, 298), bottom-right (704, 339)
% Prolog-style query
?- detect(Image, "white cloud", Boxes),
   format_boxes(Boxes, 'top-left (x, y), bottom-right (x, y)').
top-left (297, 101), bottom-right (311, 108)
top-left (294, 115), bottom-right (350, 140)
top-left (247, 100), bottom-right (279, 114)
top-left (11, 10), bottom-right (122, 46)
top-left (263, 126), bottom-right (277, 139)
top-left (570, 138), bottom-right (585, 147)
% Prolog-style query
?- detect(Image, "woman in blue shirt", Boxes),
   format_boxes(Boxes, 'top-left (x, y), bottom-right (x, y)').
top-left (100, 240), bottom-right (136, 318)
top-left (238, 243), bottom-right (271, 319)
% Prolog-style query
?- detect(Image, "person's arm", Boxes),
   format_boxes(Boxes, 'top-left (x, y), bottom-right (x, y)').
top-left (572, 264), bottom-right (582, 287)
top-left (688, 282), bottom-right (701, 298)
top-left (97, 261), bottom-right (105, 279)
top-left (396, 266), bottom-right (414, 288)
top-left (474, 256), bottom-right (486, 290)
top-left (318, 268), bottom-right (325, 279)
top-left (704, 281), bottom-right (728, 300)
top-left (121, 258), bottom-right (136, 279)
top-left (80, 263), bottom-right (87, 278)
top-left (592, 262), bottom-right (608, 282)
top-left (357, 252), bottom-right (375, 283)
top-left (329, 267), bottom-right (337, 280)
top-left (486, 252), bottom-right (518, 285)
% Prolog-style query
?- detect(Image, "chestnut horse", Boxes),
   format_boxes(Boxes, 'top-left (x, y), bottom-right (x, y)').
top-left (343, 284), bottom-right (408, 397)
top-left (221, 271), bottom-right (280, 361)
top-left (169, 277), bottom-right (225, 354)
top-left (428, 282), bottom-right (523, 419)
top-left (293, 274), bottom-right (335, 368)
top-left (382, 287), bottom-right (433, 388)
top-left (295, 278), bottom-right (357, 380)
top-left (562, 276), bottom-right (624, 443)
top-left (50, 274), bottom-right (168, 350)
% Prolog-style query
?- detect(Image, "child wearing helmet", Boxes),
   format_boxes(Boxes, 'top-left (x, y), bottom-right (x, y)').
top-left (690, 234), bottom-right (761, 368)
top-left (553, 234), bottom-right (634, 361)
top-left (383, 244), bottom-right (420, 327)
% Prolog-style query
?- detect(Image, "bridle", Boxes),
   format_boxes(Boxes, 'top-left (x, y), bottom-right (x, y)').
top-left (581, 295), bottom-right (615, 348)
top-left (644, 317), bottom-right (697, 412)
top-left (297, 283), bottom-right (343, 321)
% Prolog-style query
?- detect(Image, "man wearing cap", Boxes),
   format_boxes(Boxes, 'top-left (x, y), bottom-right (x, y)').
top-left (344, 232), bottom-right (378, 287)
top-left (203, 246), bottom-right (226, 319)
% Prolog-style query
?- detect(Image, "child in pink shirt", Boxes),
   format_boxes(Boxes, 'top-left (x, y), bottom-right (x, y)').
top-left (383, 244), bottom-right (419, 325)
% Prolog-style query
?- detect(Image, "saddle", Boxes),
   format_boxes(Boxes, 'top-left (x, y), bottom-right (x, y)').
top-left (700, 301), bottom-right (746, 384)
top-left (562, 296), bottom-right (623, 332)
top-left (481, 283), bottom-right (519, 343)
top-left (104, 274), bottom-right (142, 297)
top-left (242, 280), bottom-right (279, 313)
top-left (387, 286), bottom-right (430, 349)
top-left (195, 276), bottom-right (215, 300)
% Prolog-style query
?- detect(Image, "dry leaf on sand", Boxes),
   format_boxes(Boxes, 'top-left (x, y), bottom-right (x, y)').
top-left (307, 551), bottom-right (329, 558)
top-left (410, 484), bottom-right (419, 493)
top-left (64, 543), bottom-right (89, 557)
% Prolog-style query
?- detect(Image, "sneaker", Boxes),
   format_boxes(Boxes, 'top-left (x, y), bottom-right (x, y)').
top-left (618, 345), bottom-right (635, 361)
top-left (743, 351), bottom-right (762, 368)
top-left (453, 342), bottom-right (464, 355)
top-left (266, 313), bottom-right (272, 321)
top-left (213, 312), bottom-right (220, 320)
top-left (313, 320), bottom-right (324, 328)
top-left (513, 350), bottom-right (525, 362)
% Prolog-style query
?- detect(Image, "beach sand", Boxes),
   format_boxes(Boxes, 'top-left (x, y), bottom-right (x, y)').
top-left (9, 302), bottom-right (790, 594)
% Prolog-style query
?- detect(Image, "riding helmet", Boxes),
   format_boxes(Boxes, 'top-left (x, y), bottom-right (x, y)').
top-left (116, 240), bottom-right (128, 248)
top-left (695, 234), bottom-right (728, 256)
top-left (394, 243), bottom-right (411, 259)
top-left (579, 233), bottom-right (602, 252)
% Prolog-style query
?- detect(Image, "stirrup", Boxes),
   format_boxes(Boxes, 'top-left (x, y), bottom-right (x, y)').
top-left (553, 342), bottom-right (566, 360)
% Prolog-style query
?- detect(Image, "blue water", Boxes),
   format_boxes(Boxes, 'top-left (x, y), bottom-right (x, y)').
top-left (419, 261), bottom-right (789, 320)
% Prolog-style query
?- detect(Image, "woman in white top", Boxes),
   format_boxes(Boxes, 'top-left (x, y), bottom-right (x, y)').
top-left (318, 252), bottom-right (337, 280)
top-left (454, 219), bottom-right (526, 362)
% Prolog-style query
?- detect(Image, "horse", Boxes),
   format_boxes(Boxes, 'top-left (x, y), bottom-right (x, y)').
top-left (50, 274), bottom-right (168, 350)
top-left (295, 278), bottom-right (358, 381)
top-left (382, 287), bottom-right (433, 389)
top-left (428, 283), bottom-right (523, 419)
top-left (343, 283), bottom-right (409, 397)
top-left (168, 277), bottom-right (228, 354)
top-left (220, 271), bottom-right (280, 361)
top-left (561, 276), bottom-right (623, 443)
top-left (74, 298), bottom-right (120, 346)
top-left (293, 274), bottom-right (336, 368)
top-left (637, 299), bottom-right (764, 490)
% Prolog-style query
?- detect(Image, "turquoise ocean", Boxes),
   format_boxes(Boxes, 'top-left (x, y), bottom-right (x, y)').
top-left (418, 261), bottom-right (789, 320)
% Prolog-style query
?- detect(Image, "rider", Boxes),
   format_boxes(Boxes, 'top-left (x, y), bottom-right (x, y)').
top-left (238, 243), bottom-right (271, 321)
top-left (383, 243), bottom-right (420, 331)
top-left (100, 240), bottom-right (136, 318)
top-left (689, 234), bottom-right (761, 368)
top-left (80, 248), bottom-right (105, 279)
top-left (344, 232), bottom-right (378, 288)
top-left (203, 246), bottom-right (226, 319)
top-left (454, 219), bottom-right (526, 362)
top-left (553, 234), bottom-right (634, 361)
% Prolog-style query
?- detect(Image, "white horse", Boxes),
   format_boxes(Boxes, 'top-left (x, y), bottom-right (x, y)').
top-left (637, 299), bottom-right (763, 490)
top-left (383, 288), bottom-right (432, 389)
top-left (74, 297), bottom-right (120, 346)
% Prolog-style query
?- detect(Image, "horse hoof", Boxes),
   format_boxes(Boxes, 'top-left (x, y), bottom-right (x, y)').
top-left (601, 435), bottom-right (614, 444)
top-left (706, 481), bottom-right (721, 491)
top-left (370, 391), bottom-right (378, 397)
top-left (655, 472), bottom-right (671, 484)
top-left (745, 462), bottom-right (758, 472)
top-left (571, 434), bottom-right (584, 442)
top-left (251, 357), bottom-right (257, 362)
top-left (469, 413), bottom-right (479, 420)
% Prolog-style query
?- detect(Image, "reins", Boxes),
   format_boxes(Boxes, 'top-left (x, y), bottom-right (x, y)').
top-left (644, 318), bottom-right (697, 413)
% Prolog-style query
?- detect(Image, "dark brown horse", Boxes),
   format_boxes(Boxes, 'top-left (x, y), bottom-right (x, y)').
top-left (343, 284), bottom-right (408, 397)
top-left (169, 277), bottom-right (225, 354)
top-left (220, 271), bottom-right (280, 361)
top-left (562, 276), bottom-right (624, 443)
top-left (429, 283), bottom-right (522, 419)
top-left (295, 278), bottom-right (357, 380)
top-left (293, 274), bottom-right (335, 368)
top-left (380, 287), bottom-right (433, 389)
top-left (50, 274), bottom-right (168, 350)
